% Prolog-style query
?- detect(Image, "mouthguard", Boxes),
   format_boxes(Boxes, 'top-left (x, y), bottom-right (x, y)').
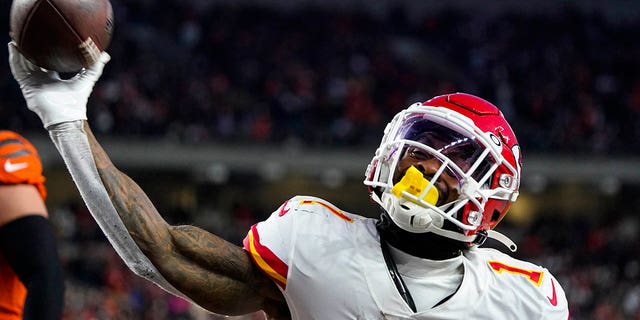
top-left (391, 166), bottom-right (439, 205)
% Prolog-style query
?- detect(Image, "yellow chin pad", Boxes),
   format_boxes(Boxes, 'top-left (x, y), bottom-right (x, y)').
top-left (391, 166), bottom-right (439, 205)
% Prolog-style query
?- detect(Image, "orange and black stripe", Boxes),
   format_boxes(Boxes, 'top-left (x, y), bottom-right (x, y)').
top-left (0, 131), bottom-right (46, 199)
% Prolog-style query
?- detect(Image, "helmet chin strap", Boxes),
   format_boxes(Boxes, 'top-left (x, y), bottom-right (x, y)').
top-left (486, 230), bottom-right (518, 252)
top-left (423, 219), bottom-right (519, 252)
top-left (380, 190), bottom-right (518, 252)
top-left (375, 165), bottom-right (518, 253)
top-left (386, 208), bottom-right (518, 252)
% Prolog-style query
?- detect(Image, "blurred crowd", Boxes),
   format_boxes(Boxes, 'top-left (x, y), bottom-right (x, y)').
top-left (1, 1), bottom-right (640, 154)
top-left (2, 1), bottom-right (640, 319)
top-left (510, 212), bottom-right (640, 319)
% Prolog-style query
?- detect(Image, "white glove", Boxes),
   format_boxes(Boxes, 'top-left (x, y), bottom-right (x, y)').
top-left (8, 42), bottom-right (111, 128)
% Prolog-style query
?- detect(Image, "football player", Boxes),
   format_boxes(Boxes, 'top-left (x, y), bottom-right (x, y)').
top-left (0, 130), bottom-right (64, 320)
top-left (9, 41), bottom-right (569, 319)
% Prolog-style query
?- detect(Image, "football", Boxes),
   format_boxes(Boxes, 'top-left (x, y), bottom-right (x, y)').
top-left (9, 0), bottom-right (114, 73)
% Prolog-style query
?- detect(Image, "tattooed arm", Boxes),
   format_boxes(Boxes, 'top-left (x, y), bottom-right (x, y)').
top-left (84, 122), bottom-right (289, 317)
top-left (8, 43), bottom-right (288, 317)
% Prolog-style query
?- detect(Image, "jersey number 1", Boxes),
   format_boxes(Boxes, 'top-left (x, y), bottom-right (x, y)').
top-left (488, 261), bottom-right (543, 286)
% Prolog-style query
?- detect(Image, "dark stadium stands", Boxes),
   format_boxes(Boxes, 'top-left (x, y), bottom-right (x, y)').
top-left (2, 1), bottom-right (639, 319)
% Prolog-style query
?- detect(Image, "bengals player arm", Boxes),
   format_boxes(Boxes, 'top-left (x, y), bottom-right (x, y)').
top-left (84, 122), bottom-right (289, 318)
top-left (0, 187), bottom-right (64, 320)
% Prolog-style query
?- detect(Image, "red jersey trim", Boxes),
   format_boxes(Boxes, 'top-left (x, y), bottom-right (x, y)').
top-left (243, 224), bottom-right (288, 289)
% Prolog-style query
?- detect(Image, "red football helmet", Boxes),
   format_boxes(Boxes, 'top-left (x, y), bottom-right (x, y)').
top-left (364, 93), bottom-right (522, 250)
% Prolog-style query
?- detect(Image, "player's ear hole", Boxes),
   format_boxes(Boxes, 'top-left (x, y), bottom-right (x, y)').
top-left (490, 210), bottom-right (500, 222)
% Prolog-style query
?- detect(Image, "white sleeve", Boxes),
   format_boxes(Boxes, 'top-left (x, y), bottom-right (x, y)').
top-left (243, 198), bottom-right (296, 290)
top-left (47, 121), bottom-right (188, 300)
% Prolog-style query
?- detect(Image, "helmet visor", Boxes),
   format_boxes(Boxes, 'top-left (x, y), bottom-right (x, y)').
top-left (396, 114), bottom-right (496, 184)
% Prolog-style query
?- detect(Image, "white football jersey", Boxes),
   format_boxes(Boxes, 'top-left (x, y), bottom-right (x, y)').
top-left (243, 196), bottom-right (569, 319)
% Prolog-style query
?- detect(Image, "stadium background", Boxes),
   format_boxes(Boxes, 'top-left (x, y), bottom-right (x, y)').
top-left (2, 0), bottom-right (640, 319)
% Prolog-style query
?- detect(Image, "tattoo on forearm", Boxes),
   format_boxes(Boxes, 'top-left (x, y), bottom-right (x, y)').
top-left (82, 122), bottom-right (285, 315)
top-left (88, 135), bottom-right (168, 249)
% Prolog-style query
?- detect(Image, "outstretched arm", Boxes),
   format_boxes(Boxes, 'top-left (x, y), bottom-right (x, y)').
top-left (83, 123), bottom-right (286, 315)
top-left (8, 42), bottom-right (288, 318)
